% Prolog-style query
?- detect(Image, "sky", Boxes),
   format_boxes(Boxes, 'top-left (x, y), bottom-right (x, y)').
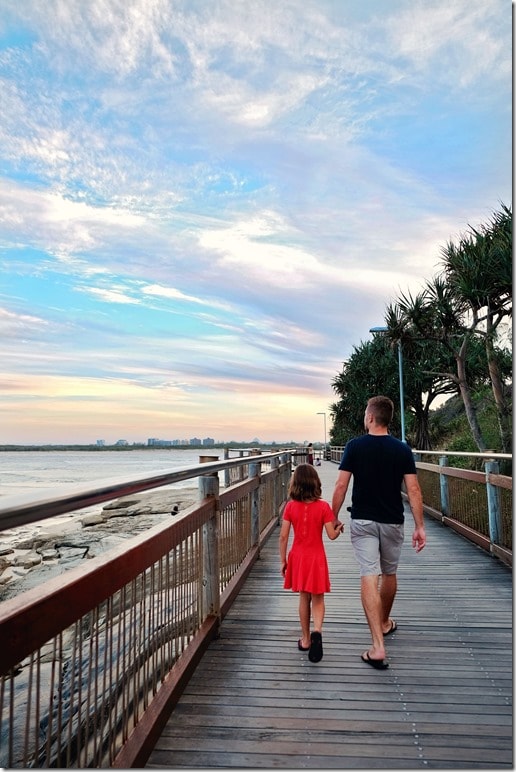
top-left (0, 0), bottom-right (512, 446)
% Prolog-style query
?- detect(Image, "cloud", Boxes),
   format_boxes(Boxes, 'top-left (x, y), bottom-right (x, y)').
top-left (383, 0), bottom-right (510, 88)
top-left (0, 0), bottom-right (510, 443)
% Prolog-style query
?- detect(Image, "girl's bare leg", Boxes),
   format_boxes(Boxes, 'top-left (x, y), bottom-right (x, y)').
top-left (298, 591), bottom-right (311, 647)
top-left (311, 593), bottom-right (325, 632)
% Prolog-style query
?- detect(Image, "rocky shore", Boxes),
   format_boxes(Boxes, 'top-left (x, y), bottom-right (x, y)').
top-left (0, 486), bottom-right (199, 601)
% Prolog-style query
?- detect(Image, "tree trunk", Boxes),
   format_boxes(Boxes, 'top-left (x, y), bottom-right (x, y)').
top-left (413, 401), bottom-right (432, 450)
top-left (485, 316), bottom-right (511, 453)
top-left (456, 340), bottom-right (487, 452)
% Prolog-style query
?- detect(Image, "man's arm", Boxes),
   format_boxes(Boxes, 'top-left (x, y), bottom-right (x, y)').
top-left (404, 473), bottom-right (426, 552)
top-left (332, 469), bottom-right (352, 519)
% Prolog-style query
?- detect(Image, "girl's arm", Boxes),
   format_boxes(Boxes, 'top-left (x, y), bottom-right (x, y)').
top-left (324, 520), bottom-right (344, 540)
top-left (279, 520), bottom-right (291, 574)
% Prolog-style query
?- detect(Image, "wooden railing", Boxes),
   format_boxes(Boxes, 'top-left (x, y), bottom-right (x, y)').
top-left (329, 446), bottom-right (512, 567)
top-left (412, 450), bottom-right (512, 567)
top-left (0, 451), bottom-right (291, 769)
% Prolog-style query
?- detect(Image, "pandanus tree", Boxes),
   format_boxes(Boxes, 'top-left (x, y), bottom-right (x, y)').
top-left (383, 303), bottom-right (458, 449)
top-left (394, 279), bottom-right (497, 452)
top-left (439, 204), bottom-right (512, 452)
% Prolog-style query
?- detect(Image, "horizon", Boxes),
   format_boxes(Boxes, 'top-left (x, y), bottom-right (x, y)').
top-left (0, 439), bottom-right (319, 449)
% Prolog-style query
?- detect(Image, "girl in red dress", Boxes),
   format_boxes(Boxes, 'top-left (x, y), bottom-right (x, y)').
top-left (279, 463), bottom-right (343, 662)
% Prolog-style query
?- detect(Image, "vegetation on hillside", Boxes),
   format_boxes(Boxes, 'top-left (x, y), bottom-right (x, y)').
top-left (417, 386), bottom-right (511, 472)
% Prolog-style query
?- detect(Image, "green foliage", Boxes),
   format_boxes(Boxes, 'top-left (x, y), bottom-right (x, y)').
top-left (428, 386), bottom-right (512, 472)
top-left (330, 336), bottom-right (402, 443)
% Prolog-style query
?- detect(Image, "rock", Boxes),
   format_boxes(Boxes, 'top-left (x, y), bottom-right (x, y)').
top-left (101, 488), bottom-right (198, 516)
top-left (16, 551), bottom-right (42, 569)
top-left (39, 549), bottom-right (59, 561)
top-left (56, 544), bottom-right (90, 562)
top-left (0, 486), bottom-right (200, 600)
top-left (81, 513), bottom-right (105, 527)
top-left (102, 497), bottom-right (142, 510)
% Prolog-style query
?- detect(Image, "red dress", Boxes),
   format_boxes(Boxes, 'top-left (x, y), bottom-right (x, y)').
top-left (283, 499), bottom-right (334, 594)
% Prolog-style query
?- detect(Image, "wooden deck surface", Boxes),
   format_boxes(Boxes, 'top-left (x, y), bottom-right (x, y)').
top-left (146, 461), bottom-right (513, 769)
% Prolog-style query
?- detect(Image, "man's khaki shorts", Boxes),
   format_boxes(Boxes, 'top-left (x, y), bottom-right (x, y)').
top-left (350, 519), bottom-right (404, 576)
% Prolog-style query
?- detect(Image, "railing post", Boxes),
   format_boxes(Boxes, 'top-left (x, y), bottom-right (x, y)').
top-left (279, 452), bottom-right (291, 520)
top-left (485, 460), bottom-right (502, 546)
top-left (223, 447), bottom-right (231, 488)
top-left (270, 456), bottom-right (280, 523)
top-left (199, 460), bottom-right (220, 622)
top-left (249, 461), bottom-right (261, 547)
top-left (439, 455), bottom-right (449, 516)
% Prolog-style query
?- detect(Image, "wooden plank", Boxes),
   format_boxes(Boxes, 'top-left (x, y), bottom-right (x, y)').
top-left (487, 473), bottom-right (512, 490)
top-left (145, 461), bottom-right (513, 770)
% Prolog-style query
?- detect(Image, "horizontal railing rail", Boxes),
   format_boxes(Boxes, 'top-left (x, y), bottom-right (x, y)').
top-left (0, 451), bottom-right (292, 768)
top-left (328, 446), bottom-right (512, 567)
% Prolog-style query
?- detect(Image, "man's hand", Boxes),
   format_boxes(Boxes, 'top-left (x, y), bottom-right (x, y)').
top-left (412, 526), bottom-right (426, 553)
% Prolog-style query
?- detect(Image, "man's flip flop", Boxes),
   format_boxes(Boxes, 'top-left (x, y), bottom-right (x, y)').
top-left (308, 631), bottom-right (323, 662)
top-left (298, 639), bottom-right (310, 651)
top-left (361, 651), bottom-right (389, 670)
top-left (383, 619), bottom-right (398, 636)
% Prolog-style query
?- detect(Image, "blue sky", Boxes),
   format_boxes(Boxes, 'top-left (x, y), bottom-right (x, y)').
top-left (0, 0), bottom-right (511, 445)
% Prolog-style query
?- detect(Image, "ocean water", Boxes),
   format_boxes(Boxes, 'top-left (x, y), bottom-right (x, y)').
top-left (0, 448), bottom-right (229, 551)
top-left (0, 448), bottom-right (224, 498)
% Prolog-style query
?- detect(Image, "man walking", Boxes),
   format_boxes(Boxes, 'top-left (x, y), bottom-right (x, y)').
top-left (332, 395), bottom-right (426, 669)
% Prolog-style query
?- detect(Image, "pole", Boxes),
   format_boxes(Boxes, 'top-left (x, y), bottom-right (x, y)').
top-left (369, 326), bottom-right (406, 443)
top-left (397, 340), bottom-right (406, 443)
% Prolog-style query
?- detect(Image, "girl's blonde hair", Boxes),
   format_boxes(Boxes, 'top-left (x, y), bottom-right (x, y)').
top-left (288, 463), bottom-right (322, 501)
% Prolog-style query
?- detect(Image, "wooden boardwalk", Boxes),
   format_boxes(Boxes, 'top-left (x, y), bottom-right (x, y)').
top-left (146, 461), bottom-right (513, 769)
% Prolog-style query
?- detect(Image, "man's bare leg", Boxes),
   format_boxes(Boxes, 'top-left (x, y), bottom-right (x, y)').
top-left (360, 574), bottom-right (385, 660)
top-left (379, 573), bottom-right (397, 632)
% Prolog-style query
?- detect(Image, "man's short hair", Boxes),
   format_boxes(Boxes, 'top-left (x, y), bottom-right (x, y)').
top-left (367, 395), bottom-right (394, 427)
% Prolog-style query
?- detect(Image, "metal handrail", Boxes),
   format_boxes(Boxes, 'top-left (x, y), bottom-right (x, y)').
top-left (0, 452), bottom-right (283, 532)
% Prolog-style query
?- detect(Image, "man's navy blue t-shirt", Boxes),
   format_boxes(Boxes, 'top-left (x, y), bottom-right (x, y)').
top-left (338, 434), bottom-right (416, 524)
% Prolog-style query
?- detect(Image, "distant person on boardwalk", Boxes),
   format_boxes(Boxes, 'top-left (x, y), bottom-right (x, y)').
top-left (331, 395), bottom-right (426, 670)
top-left (307, 443), bottom-right (314, 465)
top-left (279, 463), bottom-right (343, 662)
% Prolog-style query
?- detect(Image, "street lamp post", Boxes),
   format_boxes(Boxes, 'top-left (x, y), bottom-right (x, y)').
top-left (316, 412), bottom-right (327, 455)
top-left (369, 326), bottom-right (406, 443)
